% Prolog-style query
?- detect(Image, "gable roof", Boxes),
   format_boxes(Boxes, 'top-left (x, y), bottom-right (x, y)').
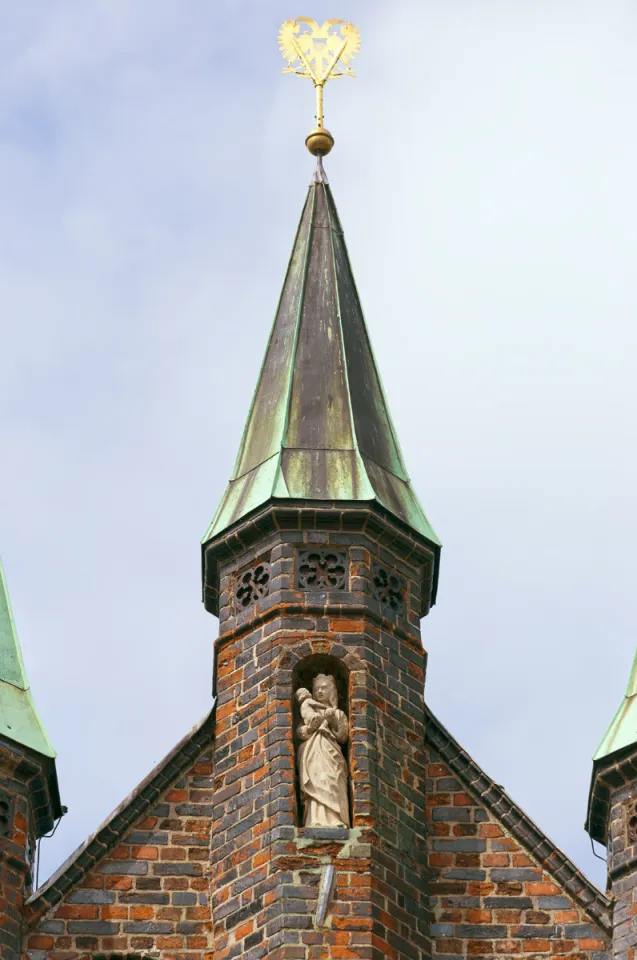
top-left (26, 707), bottom-right (215, 924)
top-left (425, 705), bottom-right (611, 936)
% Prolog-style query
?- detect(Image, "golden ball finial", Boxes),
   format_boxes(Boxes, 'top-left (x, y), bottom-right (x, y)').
top-left (305, 127), bottom-right (334, 156)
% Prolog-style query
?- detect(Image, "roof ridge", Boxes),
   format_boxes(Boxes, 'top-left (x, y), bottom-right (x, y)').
top-left (26, 706), bottom-right (215, 924)
top-left (424, 704), bottom-right (611, 935)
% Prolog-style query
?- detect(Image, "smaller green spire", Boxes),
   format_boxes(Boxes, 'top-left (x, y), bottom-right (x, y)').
top-left (0, 559), bottom-right (55, 759)
top-left (593, 648), bottom-right (637, 762)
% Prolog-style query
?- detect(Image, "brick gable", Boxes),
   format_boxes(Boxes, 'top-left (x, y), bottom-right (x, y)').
top-left (20, 668), bottom-right (612, 959)
top-left (425, 712), bottom-right (610, 960)
top-left (24, 715), bottom-right (214, 959)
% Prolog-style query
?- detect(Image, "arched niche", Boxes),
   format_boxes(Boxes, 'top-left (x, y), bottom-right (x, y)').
top-left (292, 653), bottom-right (352, 828)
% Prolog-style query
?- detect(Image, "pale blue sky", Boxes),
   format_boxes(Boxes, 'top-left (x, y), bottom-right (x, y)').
top-left (1, 0), bottom-right (636, 888)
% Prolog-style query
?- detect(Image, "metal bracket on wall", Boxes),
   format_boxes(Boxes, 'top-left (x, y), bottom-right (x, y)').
top-left (315, 863), bottom-right (336, 928)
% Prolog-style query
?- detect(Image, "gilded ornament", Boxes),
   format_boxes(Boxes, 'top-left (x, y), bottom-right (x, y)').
top-left (278, 18), bottom-right (360, 155)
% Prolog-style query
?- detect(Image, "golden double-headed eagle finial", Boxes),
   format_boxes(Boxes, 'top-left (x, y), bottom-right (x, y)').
top-left (278, 18), bottom-right (361, 156)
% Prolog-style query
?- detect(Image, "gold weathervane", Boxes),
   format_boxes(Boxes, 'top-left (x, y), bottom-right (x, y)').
top-left (278, 18), bottom-right (360, 156)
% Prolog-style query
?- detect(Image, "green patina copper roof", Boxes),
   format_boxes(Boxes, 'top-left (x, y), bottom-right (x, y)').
top-left (593, 648), bottom-right (637, 762)
top-left (0, 558), bottom-right (55, 759)
top-left (203, 162), bottom-right (440, 549)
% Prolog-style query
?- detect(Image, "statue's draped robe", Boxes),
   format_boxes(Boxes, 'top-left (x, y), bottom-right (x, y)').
top-left (298, 709), bottom-right (349, 827)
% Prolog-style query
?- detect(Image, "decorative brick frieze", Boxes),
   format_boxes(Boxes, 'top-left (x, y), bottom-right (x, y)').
top-left (0, 788), bottom-right (13, 840)
top-left (371, 560), bottom-right (406, 615)
top-left (203, 501), bottom-right (438, 620)
top-left (234, 558), bottom-right (272, 611)
top-left (625, 796), bottom-right (637, 845)
top-left (211, 507), bottom-right (432, 656)
top-left (297, 548), bottom-right (348, 590)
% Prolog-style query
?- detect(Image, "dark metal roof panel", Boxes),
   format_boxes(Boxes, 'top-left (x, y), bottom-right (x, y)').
top-left (326, 182), bottom-right (410, 482)
top-left (231, 187), bottom-right (314, 480)
top-left (0, 558), bottom-right (56, 759)
top-left (286, 184), bottom-right (356, 452)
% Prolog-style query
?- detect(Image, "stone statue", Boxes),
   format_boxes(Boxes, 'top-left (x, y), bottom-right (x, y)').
top-left (295, 674), bottom-right (350, 828)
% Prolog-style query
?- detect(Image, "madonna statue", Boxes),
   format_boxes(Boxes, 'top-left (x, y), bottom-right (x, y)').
top-left (295, 673), bottom-right (350, 828)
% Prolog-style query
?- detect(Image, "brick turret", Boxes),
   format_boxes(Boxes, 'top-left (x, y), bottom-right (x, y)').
top-left (0, 560), bottom-right (62, 956)
top-left (206, 504), bottom-right (436, 959)
top-left (586, 651), bottom-right (637, 960)
top-left (202, 162), bottom-right (440, 959)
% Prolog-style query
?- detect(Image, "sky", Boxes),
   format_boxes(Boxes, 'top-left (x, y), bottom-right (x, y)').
top-left (1, 0), bottom-right (636, 889)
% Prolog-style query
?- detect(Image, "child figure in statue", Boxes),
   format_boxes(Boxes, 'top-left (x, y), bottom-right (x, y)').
top-left (295, 674), bottom-right (350, 828)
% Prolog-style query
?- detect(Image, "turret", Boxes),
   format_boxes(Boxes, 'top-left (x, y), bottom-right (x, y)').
top-left (586, 649), bottom-right (637, 960)
top-left (199, 20), bottom-right (442, 957)
top-left (0, 559), bottom-right (62, 956)
top-left (201, 156), bottom-right (440, 959)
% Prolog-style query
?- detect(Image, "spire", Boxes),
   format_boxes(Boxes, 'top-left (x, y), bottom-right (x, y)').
top-left (203, 165), bottom-right (440, 560)
top-left (586, 646), bottom-right (637, 843)
top-left (0, 558), bottom-right (55, 759)
top-left (593, 649), bottom-right (637, 763)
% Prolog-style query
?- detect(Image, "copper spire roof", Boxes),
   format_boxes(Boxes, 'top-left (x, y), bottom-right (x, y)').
top-left (203, 161), bottom-right (439, 552)
top-left (592, 649), bottom-right (637, 763)
top-left (0, 557), bottom-right (56, 759)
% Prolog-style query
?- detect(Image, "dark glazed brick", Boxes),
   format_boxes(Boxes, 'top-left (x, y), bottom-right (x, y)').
top-left (99, 861), bottom-right (148, 875)
top-left (489, 869), bottom-right (542, 882)
top-left (455, 925), bottom-right (508, 939)
top-left (66, 921), bottom-right (121, 935)
top-left (124, 921), bottom-right (174, 934)
top-left (537, 896), bottom-right (573, 909)
top-left (67, 890), bottom-right (116, 904)
top-left (484, 897), bottom-right (533, 909)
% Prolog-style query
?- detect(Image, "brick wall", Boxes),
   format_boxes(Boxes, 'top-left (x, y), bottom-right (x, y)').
top-left (21, 503), bottom-right (613, 960)
top-left (0, 747), bottom-right (35, 958)
top-left (209, 509), bottom-right (435, 960)
top-left (426, 748), bottom-right (609, 960)
top-left (24, 745), bottom-right (214, 958)
top-left (605, 782), bottom-right (636, 960)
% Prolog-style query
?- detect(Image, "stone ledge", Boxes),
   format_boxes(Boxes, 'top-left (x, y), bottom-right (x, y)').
top-left (299, 826), bottom-right (349, 841)
top-left (289, 825), bottom-right (372, 860)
